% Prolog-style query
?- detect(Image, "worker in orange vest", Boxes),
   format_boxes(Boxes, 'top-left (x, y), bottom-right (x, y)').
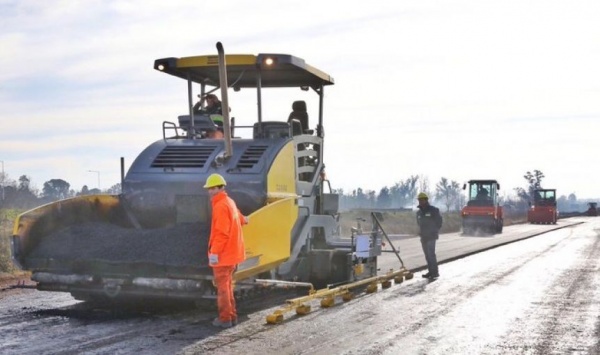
top-left (204, 173), bottom-right (248, 328)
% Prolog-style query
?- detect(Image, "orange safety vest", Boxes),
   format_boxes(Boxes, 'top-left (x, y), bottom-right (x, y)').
top-left (208, 191), bottom-right (246, 266)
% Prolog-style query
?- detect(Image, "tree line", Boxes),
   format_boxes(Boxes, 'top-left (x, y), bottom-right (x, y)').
top-left (334, 170), bottom-right (585, 212)
top-left (0, 169), bottom-right (588, 212)
top-left (0, 173), bottom-right (120, 210)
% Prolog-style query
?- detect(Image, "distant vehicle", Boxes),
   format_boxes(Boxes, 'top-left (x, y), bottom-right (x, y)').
top-left (587, 202), bottom-right (598, 217)
top-left (527, 189), bottom-right (558, 224)
top-left (461, 180), bottom-right (503, 234)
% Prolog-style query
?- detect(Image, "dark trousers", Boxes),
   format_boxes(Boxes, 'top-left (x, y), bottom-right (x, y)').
top-left (420, 239), bottom-right (439, 276)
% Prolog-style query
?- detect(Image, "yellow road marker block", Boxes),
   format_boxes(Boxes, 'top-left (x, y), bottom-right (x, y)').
top-left (296, 304), bottom-right (311, 315)
top-left (366, 283), bottom-right (378, 293)
top-left (320, 297), bottom-right (335, 308)
top-left (342, 292), bottom-right (354, 302)
top-left (266, 311), bottom-right (284, 324)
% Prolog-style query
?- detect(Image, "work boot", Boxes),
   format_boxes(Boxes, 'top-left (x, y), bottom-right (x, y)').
top-left (212, 317), bottom-right (233, 328)
top-left (427, 274), bottom-right (439, 280)
top-left (421, 273), bottom-right (430, 279)
top-left (232, 317), bottom-right (238, 326)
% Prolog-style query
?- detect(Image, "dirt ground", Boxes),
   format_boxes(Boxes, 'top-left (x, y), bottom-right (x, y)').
top-left (0, 272), bottom-right (34, 298)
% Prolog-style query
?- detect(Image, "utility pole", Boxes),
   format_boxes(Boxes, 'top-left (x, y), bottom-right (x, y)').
top-left (88, 170), bottom-right (101, 190)
top-left (0, 160), bottom-right (4, 201)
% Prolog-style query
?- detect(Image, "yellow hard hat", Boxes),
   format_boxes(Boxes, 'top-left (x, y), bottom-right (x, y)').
top-left (417, 192), bottom-right (428, 200)
top-left (203, 173), bottom-right (227, 189)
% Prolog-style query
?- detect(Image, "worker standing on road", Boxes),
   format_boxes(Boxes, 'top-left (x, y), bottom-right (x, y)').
top-left (416, 192), bottom-right (443, 280)
top-left (204, 173), bottom-right (248, 328)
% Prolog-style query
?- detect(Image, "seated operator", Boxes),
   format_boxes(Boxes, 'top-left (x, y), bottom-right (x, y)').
top-left (193, 94), bottom-right (223, 115)
top-left (476, 188), bottom-right (491, 201)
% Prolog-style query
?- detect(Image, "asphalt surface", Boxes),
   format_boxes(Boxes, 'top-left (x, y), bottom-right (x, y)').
top-left (0, 217), bottom-right (597, 354)
top-left (28, 222), bottom-right (210, 267)
top-left (377, 219), bottom-right (583, 273)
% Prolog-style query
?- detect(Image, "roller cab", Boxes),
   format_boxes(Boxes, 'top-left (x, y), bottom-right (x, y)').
top-left (461, 180), bottom-right (504, 235)
top-left (527, 189), bottom-right (558, 224)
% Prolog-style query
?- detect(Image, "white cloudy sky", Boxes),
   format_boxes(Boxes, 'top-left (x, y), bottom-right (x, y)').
top-left (1, 0), bottom-right (599, 198)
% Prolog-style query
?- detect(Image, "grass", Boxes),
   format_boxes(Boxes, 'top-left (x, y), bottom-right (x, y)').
top-left (338, 209), bottom-right (527, 237)
top-left (0, 209), bottom-right (21, 274)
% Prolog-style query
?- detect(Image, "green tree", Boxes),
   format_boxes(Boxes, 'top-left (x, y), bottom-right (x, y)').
top-left (79, 185), bottom-right (90, 195)
top-left (557, 195), bottom-right (569, 211)
top-left (525, 170), bottom-right (545, 194)
top-left (367, 190), bottom-right (376, 207)
top-left (0, 171), bottom-right (6, 201)
top-left (434, 178), bottom-right (461, 212)
top-left (514, 169), bottom-right (545, 201)
top-left (390, 175), bottom-right (419, 208)
top-left (14, 174), bottom-right (39, 208)
top-left (354, 188), bottom-right (368, 208)
top-left (18, 175), bottom-right (31, 192)
top-left (417, 174), bottom-right (431, 199)
top-left (42, 179), bottom-right (71, 201)
top-left (377, 186), bottom-right (392, 208)
top-left (568, 193), bottom-right (578, 210)
top-left (106, 183), bottom-right (122, 195)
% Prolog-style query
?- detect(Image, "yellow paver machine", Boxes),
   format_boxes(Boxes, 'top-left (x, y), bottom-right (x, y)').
top-left (12, 43), bottom-right (411, 308)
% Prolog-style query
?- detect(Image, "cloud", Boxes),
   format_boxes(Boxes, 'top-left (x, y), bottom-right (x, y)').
top-left (1, 0), bottom-right (600, 198)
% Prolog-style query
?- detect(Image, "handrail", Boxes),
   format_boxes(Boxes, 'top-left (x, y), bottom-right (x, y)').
top-left (162, 121), bottom-right (182, 141)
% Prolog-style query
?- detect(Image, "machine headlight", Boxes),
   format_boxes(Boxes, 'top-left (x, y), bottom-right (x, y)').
top-left (263, 57), bottom-right (277, 66)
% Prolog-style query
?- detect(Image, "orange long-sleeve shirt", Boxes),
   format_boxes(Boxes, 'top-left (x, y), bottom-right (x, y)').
top-left (208, 190), bottom-right (246, 266)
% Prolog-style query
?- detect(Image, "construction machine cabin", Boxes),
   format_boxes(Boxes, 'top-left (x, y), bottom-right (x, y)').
top-left (461, 179), bottom-right (503, 235)
top-left (11, 45), bottom-right (385, 302)
top-left (527, 189), bottom-right (558, 224)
